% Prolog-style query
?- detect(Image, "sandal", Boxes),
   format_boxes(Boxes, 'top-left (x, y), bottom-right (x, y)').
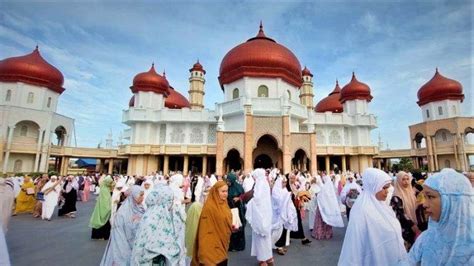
top-left (266, 258), bottom-right (274, 266)
top-left (277, 247), bottom-right (286, 255)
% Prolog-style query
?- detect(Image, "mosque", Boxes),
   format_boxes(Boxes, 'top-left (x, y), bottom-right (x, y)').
top-left (0, 24), bottom-right (472, 176)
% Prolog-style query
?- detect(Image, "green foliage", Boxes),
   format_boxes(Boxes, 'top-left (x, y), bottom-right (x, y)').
top-left (392, 157), bottom-right (414, 172)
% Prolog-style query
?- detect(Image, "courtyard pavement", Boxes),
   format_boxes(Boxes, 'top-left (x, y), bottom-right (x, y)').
top-left (6, 195), bottom-right (346, 266)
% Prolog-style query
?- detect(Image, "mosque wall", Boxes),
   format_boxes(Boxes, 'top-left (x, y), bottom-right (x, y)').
top-left (420, 100), bottom-right (462, 122)
top-left (0, 82), bottom-right (60, 112)
top-left (7, 153), bottom-right (35, 173)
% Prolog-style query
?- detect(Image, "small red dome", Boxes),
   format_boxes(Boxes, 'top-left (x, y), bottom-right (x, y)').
top-left (340, 72), bottom-right (372, 103)
top-left (129, 95), bottom-right (135, 107)
top-left (0, 47), bottom-right (65, 94)
top-left (302, 66), bottom-right (313, 77)
top-left (189, 60), bottom-right (206, 74)
top-left (315, 80), bottom-right (343, 113)
top-left (130, 64), bottom-right (170, 96)
top-left (417, 68), bottom-right (464, 106)
top-left (219, 23), bottom-right (302, 90)
top-left (165, 87), bottom-right (190, 109)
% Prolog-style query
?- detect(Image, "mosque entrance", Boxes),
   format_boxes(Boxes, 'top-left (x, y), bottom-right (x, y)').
top-left (224, 149), bottom-right (243, 172)
top-left (254, 154), bottom-right (273, 169)
top-left (253, 134), bottom-right (282, 169)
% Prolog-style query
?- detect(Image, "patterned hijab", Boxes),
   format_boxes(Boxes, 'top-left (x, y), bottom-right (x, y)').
top-left (409, 168), bottom-right (473, 265)
top-left (131, 184), bottom-right (182, 265)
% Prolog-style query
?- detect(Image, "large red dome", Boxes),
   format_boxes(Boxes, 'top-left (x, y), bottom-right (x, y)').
top-left (417, 68), bottom-right (464, 106)
top-left (165, 87), bottom-right (190, 109)
top-left (0, 47), bottom-right (65, 94)
top-left (340, 72), bottom-right (372, 103)
top-left (130, 64), bottom-right (170, 96)
top-left (315, 81), bottom-right (343, 113)
top-left (218, 23), bottom-right (302, 90)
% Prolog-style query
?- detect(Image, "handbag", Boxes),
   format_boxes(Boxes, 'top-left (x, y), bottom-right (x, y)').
top-left (36, 191), bottom-right (45, 201)
top-left (231, 208), bottom-right (242, 228)
top-left (26, 187), bottom-right (35, 195)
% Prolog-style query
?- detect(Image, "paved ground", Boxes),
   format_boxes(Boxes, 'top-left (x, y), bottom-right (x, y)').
top-left (6, 195), bottom-right (346, 266)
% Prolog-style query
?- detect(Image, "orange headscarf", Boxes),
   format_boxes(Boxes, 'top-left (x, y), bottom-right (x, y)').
top-left (192, 180), bottom-right (232, 265)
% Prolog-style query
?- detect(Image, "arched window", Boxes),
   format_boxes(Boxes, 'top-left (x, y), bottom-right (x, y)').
top-left (287, 90), bottom-right (291, 100)
top-left (232, 88), bottom-right (239, 99)
top-left (13, 159), bottom-right (22, 173)
top-left (27, 92), bottom-right (34, 104)
top-left (47, 97), bottom-right (52, 108)
top-left (442, 132), bottom-right (447, 141)
top-left (426, 109), bottom-right (430, 118)
top-left (258, 85), bottom-right (268, 97)
top-left (438, 106), bottom-right (443, 115)
top-left (452, 105), bottom-right (456, 115)
top-left (5, 90), bottom-right (11, 102)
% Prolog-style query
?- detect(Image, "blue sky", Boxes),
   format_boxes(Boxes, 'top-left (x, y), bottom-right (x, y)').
top-left (0, 0), bottom-right (472, 149)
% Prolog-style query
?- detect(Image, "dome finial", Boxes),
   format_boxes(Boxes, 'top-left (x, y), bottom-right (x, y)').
top-left (435, 67), bottom-right (439, 73)
top-left (336, 79), bottom-right (339, 86)
top-left (35, 44), bottom-right (39, 50)
top-left (256, 20), bottom-right (266, 38)
top-left (163, 69), bottom-right (166, 77)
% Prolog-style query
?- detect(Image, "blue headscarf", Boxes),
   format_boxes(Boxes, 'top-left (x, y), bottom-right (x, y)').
top-left (100, 185), bottom-right (145, 266)
top-left (409, 168), bottom-right (473, 265)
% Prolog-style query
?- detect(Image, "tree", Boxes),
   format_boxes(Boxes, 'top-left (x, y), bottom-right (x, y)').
top-left (397, 157), bottom-right (414, 172)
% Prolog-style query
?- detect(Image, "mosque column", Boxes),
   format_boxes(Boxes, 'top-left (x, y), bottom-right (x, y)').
top-left (282, 116), bottom-right (291, 174)
top-left (377, 159), bottom-right (381, 169)
top-left (202, 155), bottom-right (207, 176)
top-left (459, 133), bottom-right (468, 171)
top-left (60, 156), bottom-right (69, 176)
top-left (183, 155), bottom-right (189, 175)
top-left (432, 138), bottom-right (439, 171)
top-left (216, 132), bottom-right (224, 176)
top-left (2, 126), bottom-right (15, 173)
top-left (163, 155), bottom-right (169, 176)
top-left (325, 156), bottom-right (330, 174)
top-left (108, 159), bottom-right (114, 174)
top-left (157, 156), bottom-right (161, 173)
top-left (453, 134), bottom-right (460, 170)
top-left (342, 155), bottom-right (347, 172)
top-left (310, 134), bottom-right (317, 176)
top-left (243, 113), bottom-right (254, 174)
top-left (426, 136), bottom-right (435, 172)
top-left (34, 129), bottom-right (44, 172)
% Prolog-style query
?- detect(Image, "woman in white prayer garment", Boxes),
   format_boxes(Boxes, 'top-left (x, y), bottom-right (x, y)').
top-left (41, 175), bottom-right (61, 221)
top-left (245, 168), bottom-right (274, 265)
top-left (338, 168), bottom-right (408, 266)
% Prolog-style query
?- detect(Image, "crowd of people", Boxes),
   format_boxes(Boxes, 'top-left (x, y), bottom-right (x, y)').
top-left (0, 166), bottom-right (472, 265)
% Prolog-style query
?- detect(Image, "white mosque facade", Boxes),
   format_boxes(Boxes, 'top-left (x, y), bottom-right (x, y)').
top-left (0, 25), bottom-right (471, 176)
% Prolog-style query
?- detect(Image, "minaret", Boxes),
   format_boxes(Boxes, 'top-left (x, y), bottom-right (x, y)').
top-left (105, 130), bottom-right (113, 148)
top-left (188, 60), bottom-right (206, 110)
top-left (300, 66), bottom-right (314, 109)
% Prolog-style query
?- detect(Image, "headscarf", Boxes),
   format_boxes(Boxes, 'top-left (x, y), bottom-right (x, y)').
top-left (338, 168), bottom-right (408, 266)
top-left (131, 185), bottom-right (182, 265)
top-left (242, 173), bottom-right (255, 193)
top-left (100, 185), bottom-right (145, 266)
top-left (245, 168), bottom-right (272, 236)
top-left (408, 168), bottom-right (473, 265)
top-left (272, 176), bottom-right (298, 232)
top-left (317, 175), bottom-right (344, 227)
top-left (185, 202), bottom-right (203, 258)
top-left (89, 175), bottom-right (113, 229)
top-left (340, 176), bottom-right (362, 204)
top-left (227, 173), bottom-right (244, 198)
top-left (392, 171), bottom-right (417, 223)
top-left (193, 181), bottom-right (232, 265)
